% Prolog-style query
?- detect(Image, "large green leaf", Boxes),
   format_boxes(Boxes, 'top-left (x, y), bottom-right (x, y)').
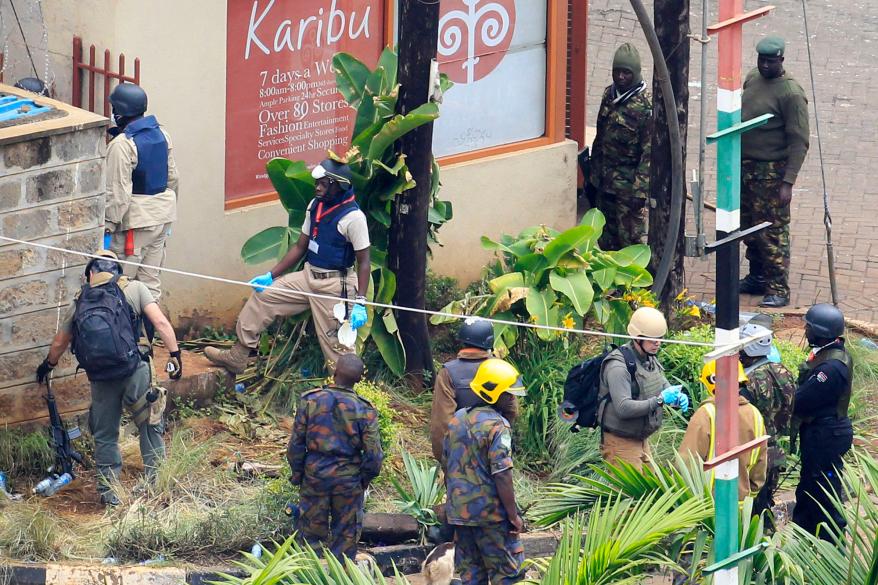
top-left (376, 47), bottom-right (398, 91)
top-left (614, 265), bottom-right (654, 288)
top-left (613, 244), bottom-right (652, 268)
top-left (549, 270), bottom-right (595, 316)
top-left (579, 208), bottom-right (606, 245)
top-left (367, 103), bottom-right (440, 161)
top-left (490, 310), bottom-right (518, 358)
top-left (266, 159), bottom-right (313, 215)
top-left (374, 266), bottom-right (397, 304)
top-left (353, 91), bottom-right (378, 138)
top-left (592, 298), bottom-right (611, 324)
top-left (240, 226), bottom-right (292, 265)
top-left (488, 272), bottom-right (525, 293)
top-left (428, 200), bottom-right (452, 225)
top-left (514, 254), bottom-right (550, 283)
top-left (332, 52), bottom-right (370, 107)
top-left (525, 288), bottom-right (559, 341)
top-left (592, 267), bottom-right (617, 291)
top-left (371, 311), bottom-right (406, 376)
top-left (542, 225), bottom-right (597, 267)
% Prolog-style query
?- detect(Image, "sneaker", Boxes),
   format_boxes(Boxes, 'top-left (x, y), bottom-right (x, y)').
top-left (100, 492), bottom-right (121, 507)
top-left (739, 274), bottom-right (767, 295)
top-left (759, 294), bottom-right (789, 308)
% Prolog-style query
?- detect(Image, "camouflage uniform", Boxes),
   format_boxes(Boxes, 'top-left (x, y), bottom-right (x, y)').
top-left (287, 385), bottom-right (383, 561)
top-left (444, 407), bottom-right (525, 585)
top-left (589, 86), bottom-right (652, 251)
top-left (744, 360), bottom-right (796, 522)
top-left (741, 160), bottom-right (791, 297)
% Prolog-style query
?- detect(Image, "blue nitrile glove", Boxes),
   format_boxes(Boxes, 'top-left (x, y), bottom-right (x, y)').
top-left (768, 344), bottom-right (782, 364)
top-left (677, 393), bottom-right (690, 413)
top-left (103, 232), bottom-right (112, 249)
top-left (660, 385), bottom-right (684, 408)
top-left (350, 303), bottom-right (368, 330)
top-left (248, 272), bottom-right (273, 293)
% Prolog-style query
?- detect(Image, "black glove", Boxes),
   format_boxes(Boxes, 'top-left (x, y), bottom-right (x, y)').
top-left (166, 350), bottom-right (182, 380)
top-left (36, 358), bottom-right (55, 384)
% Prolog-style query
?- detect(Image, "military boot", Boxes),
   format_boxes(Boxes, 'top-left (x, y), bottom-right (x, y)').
top-left (739, 274), bottom-right (767, 295)
top-left (759, 294), bottom-right (789, 308)
top-left (204, 342), bottom-right (252, 374)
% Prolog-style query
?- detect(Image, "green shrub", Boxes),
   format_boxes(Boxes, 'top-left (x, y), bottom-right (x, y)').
top-left (354, 380), bottom-right (400, 453)
top-left (0, 428), bottom-right (54, 480)
top-left (425, 270), bottom-right (461, 311)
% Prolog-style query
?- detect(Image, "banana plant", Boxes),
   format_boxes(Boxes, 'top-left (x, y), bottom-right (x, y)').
top-left (240, 49), bottom-right (453, 376)
top-left (432, 209), bottom-right (654, 355)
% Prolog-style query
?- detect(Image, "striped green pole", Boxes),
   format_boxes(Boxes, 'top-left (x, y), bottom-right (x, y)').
top-left (714, 1), bottom-right (744, 583)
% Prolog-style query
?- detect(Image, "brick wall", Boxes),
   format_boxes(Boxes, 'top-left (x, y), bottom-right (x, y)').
top-left (0, 126), bottom-right (107, 392)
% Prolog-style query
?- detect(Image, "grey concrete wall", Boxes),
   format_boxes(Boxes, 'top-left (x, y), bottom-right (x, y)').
top-left (0, 126), bottom-right (106, 390)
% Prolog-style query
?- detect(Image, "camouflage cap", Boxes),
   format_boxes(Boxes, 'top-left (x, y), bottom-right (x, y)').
top-left (756, 36), bottom-right (785, 57)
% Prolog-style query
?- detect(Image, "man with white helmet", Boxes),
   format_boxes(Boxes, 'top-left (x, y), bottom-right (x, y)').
top-left (738, 323), bottom-right (796, 526)
top-left (597, 307), bottom-right (689, 470)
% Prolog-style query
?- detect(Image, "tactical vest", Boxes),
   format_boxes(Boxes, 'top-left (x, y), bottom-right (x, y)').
top-left (599, 347), bottom-right (667, 439)
top-left (443, 358), bottom-right (487, 410)
top-left (797, 346), bottom-right (853, 422)
top-left (306, 193), bottom-right (358, 270)
top-left (123, 116), bottom-right (169, 195)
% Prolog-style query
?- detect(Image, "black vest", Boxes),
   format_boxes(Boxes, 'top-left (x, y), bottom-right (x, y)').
top-left (797, 345), bottom-right (853, 422)
top-left (443, 357), bottom-right (487, 410)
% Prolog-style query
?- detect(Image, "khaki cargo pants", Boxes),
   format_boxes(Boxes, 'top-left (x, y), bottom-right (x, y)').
top-left (601, 430), bottom-right (652, 471)
top-left (236, 263), bottom-right (357, 369)
top-left (110, 223), bottom-right (172, 302)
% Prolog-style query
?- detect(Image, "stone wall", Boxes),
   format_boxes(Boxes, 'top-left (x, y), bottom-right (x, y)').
top-left (0, 125), bottom-right (107, 396)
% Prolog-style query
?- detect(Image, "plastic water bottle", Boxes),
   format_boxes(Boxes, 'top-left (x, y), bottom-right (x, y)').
top-left (33, 477), bottom-right (54, 496)
top-left (0, 471), bottom-right (7, 493)
top-left (250, 543), bottom-right (263, 559)
top-left (858, 338), bottom-right (878, 351)
top-left (235, 383), bottom-right (245, 393)
top-left (42, 473), bottom-right (72, 497)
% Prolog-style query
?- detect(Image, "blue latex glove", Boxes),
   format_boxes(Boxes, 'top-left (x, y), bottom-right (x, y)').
top-left (103, 232), bottom-right (112, 249)
top-left (660, 385), bottom-right (684, 408)
top-left (350, 303), bottom-right (368, 330)
top-left (677, 393), bottom-right (690, 413)
top-left (768, 344), bottom-right (782, 364)
top-left (248, 272), bottom-right (273, 293)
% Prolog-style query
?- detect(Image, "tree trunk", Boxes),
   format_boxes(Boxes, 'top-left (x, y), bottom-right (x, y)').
top-left (647, 0), bottom-right (690, 311)
top-left (388, 0), bottom-right (441, 388)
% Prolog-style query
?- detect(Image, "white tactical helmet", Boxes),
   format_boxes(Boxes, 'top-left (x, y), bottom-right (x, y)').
top-left (740, 323), bottom-right (772, 357)
top-left (627, 307), bottom-right (668, 339)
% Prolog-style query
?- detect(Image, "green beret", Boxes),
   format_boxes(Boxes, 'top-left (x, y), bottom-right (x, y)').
top-left (756, 36), bottom-right (785, 57)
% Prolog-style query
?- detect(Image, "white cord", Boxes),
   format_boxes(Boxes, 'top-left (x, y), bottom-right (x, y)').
top-left (0, 234), bottom-right (723, 348)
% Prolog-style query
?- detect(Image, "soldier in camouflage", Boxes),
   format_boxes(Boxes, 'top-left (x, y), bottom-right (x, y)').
top-left (588, 42), bottom-right (653, 251)
top-left (287, 354), bottom-right (383, 561)
top-left (738, 324), bottom-right (796, 527)
top-left (444, 359), bottom-right (527, 585)
top-left (740, 36), bottom-right (810, 308)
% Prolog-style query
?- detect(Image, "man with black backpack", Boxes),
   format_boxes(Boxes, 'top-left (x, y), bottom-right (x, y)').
top-left (561, 307), bottom-right (687, 470)
top-left (36, 250), bottom-right (183, 506)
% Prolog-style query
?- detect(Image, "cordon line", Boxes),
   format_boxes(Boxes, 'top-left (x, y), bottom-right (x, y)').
top-left (0, 235), bottom-right (725, 349)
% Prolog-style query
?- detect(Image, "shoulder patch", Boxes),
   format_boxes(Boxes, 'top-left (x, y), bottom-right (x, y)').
top-left (816, 371), bottom-right (828, 383)
top-left (499, 430), bottom-right (512, 452)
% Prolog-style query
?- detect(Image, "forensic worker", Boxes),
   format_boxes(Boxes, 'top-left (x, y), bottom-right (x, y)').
top-left (598, 307), bottom-right (689, 470)
top-left (739, 36), bottom-right (810, 308)
top-left (792, 303), bottom-right (853, 542)
top-left (36, 250), bottom-right (182, 506)
top-left (105, 83), bottom-right (179, 306)
top-left (205, 159), bottom-right (370, 374)
top-left (588, 42), bottom-right (653, 250)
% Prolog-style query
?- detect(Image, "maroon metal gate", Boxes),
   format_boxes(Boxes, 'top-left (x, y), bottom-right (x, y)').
top-left (72, 36), bottom-right (140, 116)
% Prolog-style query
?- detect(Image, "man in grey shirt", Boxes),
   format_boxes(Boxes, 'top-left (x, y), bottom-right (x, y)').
top-left (597, 307), bottom-right (688, 470)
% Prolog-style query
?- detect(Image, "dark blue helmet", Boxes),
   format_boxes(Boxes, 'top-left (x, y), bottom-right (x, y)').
top-left (109, 83), bottom-right (147, 117)
top-left (14, 77), bottom-right (50, 97)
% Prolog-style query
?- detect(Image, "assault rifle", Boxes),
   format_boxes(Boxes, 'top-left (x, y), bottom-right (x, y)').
top-left (33, 379), bottom-right (84, 497)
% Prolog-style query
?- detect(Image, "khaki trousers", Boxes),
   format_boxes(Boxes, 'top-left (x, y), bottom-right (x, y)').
top-left (110, 223), bottom-right (172, 302)
top-left (601, 430), bottom-right (652, 471)
top-left (236, 264), bottom-right (357, 368)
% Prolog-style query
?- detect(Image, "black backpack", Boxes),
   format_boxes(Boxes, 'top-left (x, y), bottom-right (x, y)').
top-left (71, 276), bottom-right (141, 381)
top-left (561, 345), bottom-right (637, 430)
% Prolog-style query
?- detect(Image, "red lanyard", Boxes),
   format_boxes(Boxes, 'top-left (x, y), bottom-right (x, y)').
top-left (312, 195), bottom-right (355, 238)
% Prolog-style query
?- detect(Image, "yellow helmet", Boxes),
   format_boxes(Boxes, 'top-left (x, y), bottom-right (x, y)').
top-left (470, 359), bottom-right (527, 404)
top-left (700, 360), bottom-right (749, 395)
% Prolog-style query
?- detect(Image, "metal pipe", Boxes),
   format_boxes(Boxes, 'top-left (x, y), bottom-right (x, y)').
top-left (628, 0), bottom-right (685, 295)
top-left (695, 0), bottom-right (709, 254)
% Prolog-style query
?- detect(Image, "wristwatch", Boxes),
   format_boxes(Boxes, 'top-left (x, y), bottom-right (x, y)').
top-left (355, 295), bottom-right (367, 304)
top-left (655, 395), bottom-right (664, 407)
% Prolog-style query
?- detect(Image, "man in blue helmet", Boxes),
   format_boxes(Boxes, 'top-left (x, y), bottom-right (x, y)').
top-left (204, 159), bottom-right (371, 373)
top-left (105, 82), bottom-right (179, 306)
